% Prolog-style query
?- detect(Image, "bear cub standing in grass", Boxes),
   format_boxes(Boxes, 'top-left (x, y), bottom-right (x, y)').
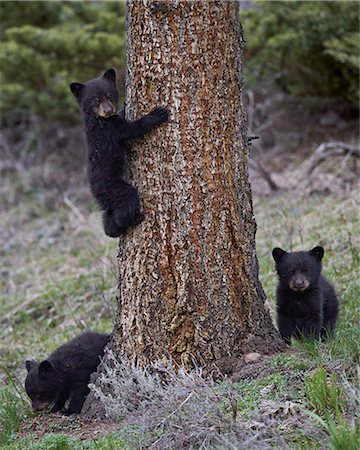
top-left (25, 331), bottom-right (110, 414)
top-left (272, 246), bottom-right (339, 344)
top-left (70, 68), bottom-right (169, 237)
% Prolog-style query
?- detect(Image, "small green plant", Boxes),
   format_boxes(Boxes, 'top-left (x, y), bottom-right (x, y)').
top-left (0, 386), bottom-right (31, 446)
top-left (305, 410), bottom-right (359, 450)
top-left (233, 372), bottom-right (288, 418)
top-left (304, 367), bottom-right (359, 449)
top-left (305, 367), bottom-right (344, 417)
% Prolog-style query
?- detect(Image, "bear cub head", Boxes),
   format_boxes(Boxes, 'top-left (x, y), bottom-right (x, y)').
top-left (25, 359), bottom-right (62, 412)
top-left (70, 68), bottom-right (119, 118)
top-left (272, 246), bottom-right (324, 292)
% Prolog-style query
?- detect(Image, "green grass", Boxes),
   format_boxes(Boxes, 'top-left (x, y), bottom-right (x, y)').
top-left (2, 433), bottom-right (130, 450)
top-left (254, 188), bottom-right (360, 449)
top-left (0, 166), bottom-right (118, 446)
top-left (0, 158), bottom-right (359, 448)
top-left (232, 372), bottom-right (289, 419)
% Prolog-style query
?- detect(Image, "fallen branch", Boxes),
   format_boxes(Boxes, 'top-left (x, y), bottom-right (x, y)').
top-left (249, 157), bottom-right (281, 192)
top-left (304, 141), bottom-right (359, 176)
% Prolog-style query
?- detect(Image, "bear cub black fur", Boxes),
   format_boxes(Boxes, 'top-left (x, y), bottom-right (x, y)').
top-left (272, 246), bottom-right (339, 344)
top-left (25, 331), bottom-right (110, 414)
top-left (70, 68), bottom-right (170, 237)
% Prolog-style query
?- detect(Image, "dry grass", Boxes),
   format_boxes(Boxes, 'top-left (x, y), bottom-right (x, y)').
top-left (87, 351), bottom-right (320, 450)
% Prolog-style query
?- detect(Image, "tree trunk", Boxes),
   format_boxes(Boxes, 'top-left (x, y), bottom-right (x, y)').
top-left (111, 0), bottom-right (283, 370)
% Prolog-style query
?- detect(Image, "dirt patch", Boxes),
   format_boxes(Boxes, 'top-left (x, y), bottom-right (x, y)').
top-left (221, 346), bottom-right (295, 382)
top-left (18, 413), bottom-right (119, 441)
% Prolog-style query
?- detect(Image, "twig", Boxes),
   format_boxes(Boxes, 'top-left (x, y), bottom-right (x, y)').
top-left (63, 194), bottom-right (85, 222)
top-left (228, 388), bottom-right (238, 424)
top-left (154, 391), bottom-right (194, 430)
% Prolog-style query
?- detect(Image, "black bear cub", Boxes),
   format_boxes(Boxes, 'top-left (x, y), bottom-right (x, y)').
top-left (272, 246), bottom-right (339, 344)
top-left (70, 68), bottom-right (169, 237)
top-left (25, 331), bottom-right (110, 414)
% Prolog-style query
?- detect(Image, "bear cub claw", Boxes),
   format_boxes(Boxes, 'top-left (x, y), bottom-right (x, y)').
top-left (150, 106), bottom-right (170, 123)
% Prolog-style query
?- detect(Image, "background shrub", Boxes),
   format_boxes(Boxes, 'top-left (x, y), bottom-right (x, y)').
top-left (0, 1), bottom-right (126, 126)
top-left (242, 1), bottom-right (360, 105)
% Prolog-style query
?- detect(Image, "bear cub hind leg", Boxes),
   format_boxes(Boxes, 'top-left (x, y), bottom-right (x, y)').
top-left (103, 182), bottom-right (144, 237)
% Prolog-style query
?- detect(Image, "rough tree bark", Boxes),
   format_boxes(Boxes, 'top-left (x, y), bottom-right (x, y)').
top-left (82, 0), bottom-right (284, 418)
top-left (110, 0), bottom-right (284, 370)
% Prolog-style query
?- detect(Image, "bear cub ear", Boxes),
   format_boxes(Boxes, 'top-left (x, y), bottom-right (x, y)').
top-left (25, 360), bottom-right (37, 372)
top-left (70, 82), bottom-right (85, 98)
top-left (309, 246), bottom-right (324, 261)
top-left (102, 68), bottom-right (116, 82)
top-left (272, 247), bottom-right (287, 263)
top-left (38, 360), bottom-right (54, 376)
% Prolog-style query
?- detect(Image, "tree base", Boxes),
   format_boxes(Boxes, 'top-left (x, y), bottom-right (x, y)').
top-left (82, 331), bottom-right (285, 419)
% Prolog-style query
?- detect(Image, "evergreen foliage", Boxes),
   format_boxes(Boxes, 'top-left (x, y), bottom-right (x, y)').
top-left (0, 1), bottom-right (358, 126)
top-left (0, 1), bottom-right (126, 125)
top-left (242, 1), bottom-right (360, 105)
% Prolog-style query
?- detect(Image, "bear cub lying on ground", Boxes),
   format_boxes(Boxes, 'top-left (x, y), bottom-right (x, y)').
top-left (25, 331), bottom-right (110, 414)
top-left (272, 246), bottom-right (339, 344)
top-left (70, 68), bottom-right (169, 237)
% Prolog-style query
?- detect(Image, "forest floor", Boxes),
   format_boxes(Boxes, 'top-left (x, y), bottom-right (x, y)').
top-left (0, 113), bottom-right (359, 449)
